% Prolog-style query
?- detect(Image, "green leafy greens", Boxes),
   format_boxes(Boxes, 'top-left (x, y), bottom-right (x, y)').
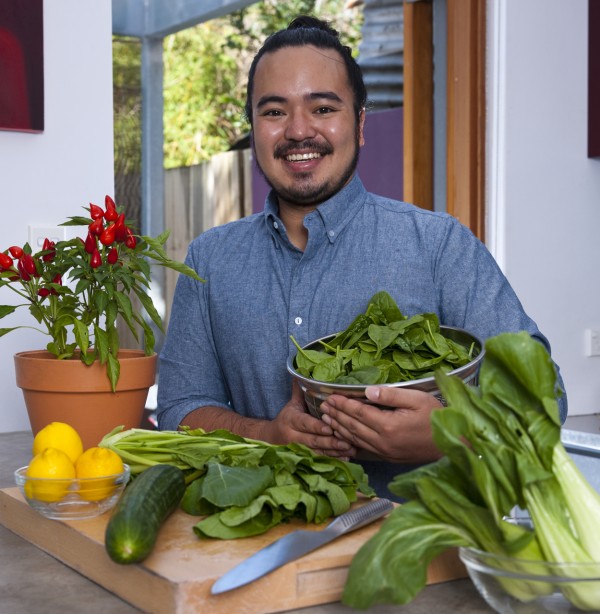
top-left (291, 291), bottom-right (477, 385)
top-left (342, 331), bottom-right (600, 611)
top-left (100, 427), bottom-right (374, 539)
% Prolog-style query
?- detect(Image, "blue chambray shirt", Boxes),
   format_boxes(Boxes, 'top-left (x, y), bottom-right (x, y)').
top-left (157, 174), bottom-right (567, 498)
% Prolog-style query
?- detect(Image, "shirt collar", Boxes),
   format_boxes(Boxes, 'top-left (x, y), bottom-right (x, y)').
top-left (263, 174), bottom-right (367, 245)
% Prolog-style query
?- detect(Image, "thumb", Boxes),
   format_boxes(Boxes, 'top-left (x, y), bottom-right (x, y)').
top-left (366, 385), bottom-right (437, 410)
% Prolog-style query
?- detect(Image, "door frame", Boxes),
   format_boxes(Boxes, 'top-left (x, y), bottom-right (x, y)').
top-left (403, 0), bottom-right (486, 241)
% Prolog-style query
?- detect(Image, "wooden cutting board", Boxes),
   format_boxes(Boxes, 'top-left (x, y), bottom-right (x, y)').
top-left (0, 487), bottom-right (466, 613)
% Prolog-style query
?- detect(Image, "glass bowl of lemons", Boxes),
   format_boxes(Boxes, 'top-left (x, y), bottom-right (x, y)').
top-left (14, 422), bottom-right (130, 520)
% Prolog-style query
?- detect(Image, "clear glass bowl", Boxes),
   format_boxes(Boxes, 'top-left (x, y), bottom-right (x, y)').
top-left (459, 546), bottom-right (600, 613)
top-left (14, 464), bottom-right (130, 520)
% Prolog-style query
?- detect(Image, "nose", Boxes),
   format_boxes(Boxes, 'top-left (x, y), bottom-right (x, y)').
top-left (284, 109), bottom-right (316, 141)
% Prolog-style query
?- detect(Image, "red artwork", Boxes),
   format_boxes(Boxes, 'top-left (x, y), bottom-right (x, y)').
top-left (0, 0), bottom-right (44, 133)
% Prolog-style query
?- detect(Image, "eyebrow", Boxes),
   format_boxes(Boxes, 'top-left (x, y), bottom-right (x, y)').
top-left (256, 91), bottom-right (344, 110)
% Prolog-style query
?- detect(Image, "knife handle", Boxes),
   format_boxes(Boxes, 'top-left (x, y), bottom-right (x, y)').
top-left (327, 498), bottom-right (394, 535)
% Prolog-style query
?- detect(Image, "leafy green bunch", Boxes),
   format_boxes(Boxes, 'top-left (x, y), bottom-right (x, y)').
top-left (0, 196), bottom-right (203, 390)
top-left (100, 426), bottom-right (375, 539)
top-left (342, 332), bottom-right (600, 611)
top-left (292, 291), bottom-right (478, 385)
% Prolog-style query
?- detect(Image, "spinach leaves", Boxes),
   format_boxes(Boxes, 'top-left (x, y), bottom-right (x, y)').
top-left (100, 427), bottom-right (375, 539)
top-left (293, 291), bottom-right (476, 385)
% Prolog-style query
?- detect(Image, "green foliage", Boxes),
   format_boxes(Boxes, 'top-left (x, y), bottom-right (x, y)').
top-left (0, 198), bottom-right (203, 391)
top-left (342, 332), bottom-right (600, 611)
top-left (100, 426), bottom-right (375, 539)
top-left (112, 36), bottom-right (142, 175)
top-left (291, 291), bottom-right (477, 385)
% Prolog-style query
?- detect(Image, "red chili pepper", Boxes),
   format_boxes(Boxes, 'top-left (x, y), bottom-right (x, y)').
top-left (114, 213), bottom-right (127, 242)
top-left (17, 258), bottom-right (31, 281)
top-left (84, 231), bottom-right (96, 254)
top-left (50, 273), bottom-right (62, 295)
top-left (41, 238), bottom-right (56, 262)
top-left (89, 203), bottom-right (104, 220)
top-left (104, 195), bottom-right (119, 222)
top-left (124, 228), bottom-right (137, 249)
top-left (107, 247), bottom-right (118, 265)
top-left (8, 246), bottom-right (23, 259)
top-left (89, 218), bottom-right (104, 236)
top-left (0, 253), bottom-right (13, 270)
top-left (100, 224), bottom-right (116, 246)
top-left (20, 253), bottom-right (37, 276)
top-left (37, 288), bottom-right (51, 298)
top-left (90, 249), bottom-right (102, 269)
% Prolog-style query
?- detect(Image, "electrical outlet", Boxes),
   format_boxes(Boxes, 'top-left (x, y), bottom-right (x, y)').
top-left (585, 329), bottom-right (600, 357)
top-left (28, 225), bottom-right (67, 248)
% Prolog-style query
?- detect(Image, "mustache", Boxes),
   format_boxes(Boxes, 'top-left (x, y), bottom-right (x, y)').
top-left (274, 140), bottom-right (333, 159)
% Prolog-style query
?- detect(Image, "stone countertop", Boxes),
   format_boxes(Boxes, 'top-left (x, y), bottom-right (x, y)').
top-left (0, 431), bottom-right (490, 613)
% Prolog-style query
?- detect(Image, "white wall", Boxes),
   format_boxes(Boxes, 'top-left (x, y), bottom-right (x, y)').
top-left (488, 0), bottom-right (600, 416)
top-left (0, 1), bottom-right (114, 432)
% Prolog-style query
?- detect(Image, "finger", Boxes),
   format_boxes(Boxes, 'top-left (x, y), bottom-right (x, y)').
top-left (320, 402), bottom-right (377, 450)
top-left (305, 433), bottom-right (357, 456)
top-left (294, 411), bottom-right (334, 436)
top-left (365, 385), bottom-right (441, 410)
top-left (321, 395), bottom-right (384, 431)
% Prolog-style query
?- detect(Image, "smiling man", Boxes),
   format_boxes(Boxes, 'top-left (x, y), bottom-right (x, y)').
top-left (157, 16), bottom-right (567, 499)
top-left (249, 43), bottom-right (364, 249)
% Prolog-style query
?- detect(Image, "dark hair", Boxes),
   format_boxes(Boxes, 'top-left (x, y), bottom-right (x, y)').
top-left (244, 15), bottom-right (367, 126)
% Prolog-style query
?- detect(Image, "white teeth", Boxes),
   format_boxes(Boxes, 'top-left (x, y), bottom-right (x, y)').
top-left (285, 152), bottom-right (321, 161)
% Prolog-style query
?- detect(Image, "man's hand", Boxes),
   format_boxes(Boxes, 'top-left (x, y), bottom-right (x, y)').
top-left (318, 386), bottom-right (444, 463)
top-left (180, 381), bottom-right (357, 459)
top-left (260, 381), bottom-right (357, 459)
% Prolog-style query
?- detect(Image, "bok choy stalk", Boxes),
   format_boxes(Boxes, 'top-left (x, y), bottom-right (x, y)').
top-left (342, 332), bottom-right (600, 611)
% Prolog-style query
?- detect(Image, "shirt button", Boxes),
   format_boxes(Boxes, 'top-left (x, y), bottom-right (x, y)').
top-left (328, 230), bottom-right (335, 238)
top-left (273, 221), bottom-right (279, 230)
top-left (294, 317), bottom-right (302, 326)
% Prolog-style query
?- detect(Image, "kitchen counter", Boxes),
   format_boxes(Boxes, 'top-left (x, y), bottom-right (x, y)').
top-left (0, 431), bottom-right (490, 613)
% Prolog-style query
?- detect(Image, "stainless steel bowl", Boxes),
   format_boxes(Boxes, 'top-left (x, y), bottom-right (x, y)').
top-left (287, 325), bottom-right (484, 418)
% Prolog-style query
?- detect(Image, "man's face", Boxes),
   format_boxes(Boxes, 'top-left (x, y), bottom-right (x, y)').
top-left (250, 45), bottom-right (365, 210)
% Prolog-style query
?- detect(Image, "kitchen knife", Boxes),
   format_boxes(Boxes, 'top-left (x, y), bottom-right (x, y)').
top-left (211, 497), bottom-right (394, 594)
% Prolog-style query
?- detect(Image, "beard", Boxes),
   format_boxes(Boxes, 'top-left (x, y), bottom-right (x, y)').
top-left (253, 130), bottom-right (361, 209)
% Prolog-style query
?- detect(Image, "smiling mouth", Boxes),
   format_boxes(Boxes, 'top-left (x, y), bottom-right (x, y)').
top-left (285, 152), bottom-right (322, 162)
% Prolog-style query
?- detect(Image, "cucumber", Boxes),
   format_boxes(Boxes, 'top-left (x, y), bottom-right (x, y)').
top-left (105, 463), bottom-right (186, 564)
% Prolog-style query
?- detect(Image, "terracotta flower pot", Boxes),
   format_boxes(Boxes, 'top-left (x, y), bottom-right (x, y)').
top-left (14, 349), bottom-right (157, 450)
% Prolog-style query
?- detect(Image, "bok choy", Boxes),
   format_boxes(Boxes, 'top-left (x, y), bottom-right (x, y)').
top-left (342, 331), bottom-right (600, 611)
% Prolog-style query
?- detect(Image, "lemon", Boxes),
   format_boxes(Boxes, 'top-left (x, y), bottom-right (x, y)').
top-left (25, 448), bottom-right (76, 502)
top-left (32, 422), bottom-right (84, 464)
top-left (75, 447), bottom-right (125, 501)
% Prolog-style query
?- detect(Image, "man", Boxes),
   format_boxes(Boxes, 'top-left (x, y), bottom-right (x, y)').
top-left (157, 16), bottom-right (567, 498)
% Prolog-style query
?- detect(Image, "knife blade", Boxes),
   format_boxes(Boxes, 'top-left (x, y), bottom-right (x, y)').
top-left (211, 497), bottom-right (394, 594)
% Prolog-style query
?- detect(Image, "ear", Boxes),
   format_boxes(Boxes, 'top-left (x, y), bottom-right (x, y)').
top-left (358, 107), bottom-right (366, 147)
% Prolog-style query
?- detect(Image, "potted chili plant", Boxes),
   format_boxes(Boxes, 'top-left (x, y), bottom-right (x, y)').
top-left (0, 196), bottom-right (203, 447)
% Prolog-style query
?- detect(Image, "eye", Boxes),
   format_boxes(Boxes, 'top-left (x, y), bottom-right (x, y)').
top-left (315, 106), bottom-right (336, 114)
top-left (261, 108), bottom-right (284, 117)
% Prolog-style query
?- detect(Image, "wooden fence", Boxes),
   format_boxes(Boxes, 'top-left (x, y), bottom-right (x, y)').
top-left (163, 148), bottom-right (254, 324)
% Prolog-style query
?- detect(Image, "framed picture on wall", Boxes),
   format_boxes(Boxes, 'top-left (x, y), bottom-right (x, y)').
top-left (0, 0), bottom-right (44, 133)
top-left (590, 0), bottom-right (600, 158)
